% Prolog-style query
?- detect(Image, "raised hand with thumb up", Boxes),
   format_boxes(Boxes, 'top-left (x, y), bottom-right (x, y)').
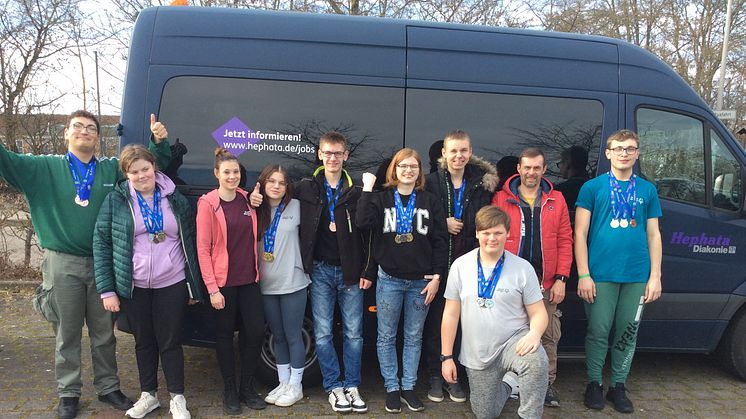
top-left (249, 182), bottom-right (263, 208)
top-left (150, 113), bottom-right (169, 142)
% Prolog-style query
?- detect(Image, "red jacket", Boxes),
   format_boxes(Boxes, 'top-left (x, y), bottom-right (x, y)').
top-left (491, 174), bottom-right (572, 290)
top-left (196, 188), bottom-right (259, 294)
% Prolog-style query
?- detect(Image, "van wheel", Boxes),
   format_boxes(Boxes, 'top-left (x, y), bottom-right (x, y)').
top-left (717, 308), bottom-right (746, 381)
top-left (257, 315), bottom-right (322, 386)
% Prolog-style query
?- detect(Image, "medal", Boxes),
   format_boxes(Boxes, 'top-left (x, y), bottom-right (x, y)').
top-left (620, 219), bottom-right (629, 228)
top-left (136, 186), bottom-right (164, 243)
top-left (608, 172), bottom-right (637, 231)
top-left (74, 196), bottom-right (89, 207)
top-left (324, 176), bottom-right (343, 235)
top-left (477, 251), bottom-right (505, 309)
top-left (610, 219), bottom-right (620, 228)
top-left (450, 177), bottom-right (466, 220)
top-left (263, 202), bottom-right (285, 263)
top-left (394, 190), bottom-right (417, 245)
top-left (329, 221), bottom-right (337, 232)
top-left (630, 219), bottom-right (637, 228)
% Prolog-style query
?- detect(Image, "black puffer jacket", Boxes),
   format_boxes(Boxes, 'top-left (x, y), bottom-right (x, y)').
top-left (295, 167), bottom-right (374, 285)
top-left (424, 155), bottom-right (499, 268)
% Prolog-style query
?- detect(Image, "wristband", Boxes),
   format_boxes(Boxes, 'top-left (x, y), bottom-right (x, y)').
top-left (209, 291), bottom-right (220, 296)
top-left (578, 274), bottom-right (591, 279)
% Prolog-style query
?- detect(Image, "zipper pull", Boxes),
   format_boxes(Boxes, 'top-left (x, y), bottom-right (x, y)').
top-left (346, 208), bottom-right (352, 233)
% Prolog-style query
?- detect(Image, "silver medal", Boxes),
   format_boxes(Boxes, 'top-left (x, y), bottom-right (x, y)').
top-left (74, 196), bottom-right (89, 207)
top-left (620, 219), bottom-right (629, 228)
top-left (610, 219), bottom-right (620, 229)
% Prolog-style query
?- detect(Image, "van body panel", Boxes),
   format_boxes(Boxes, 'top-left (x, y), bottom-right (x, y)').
top-left (119, 7), bottom-right (746, 370)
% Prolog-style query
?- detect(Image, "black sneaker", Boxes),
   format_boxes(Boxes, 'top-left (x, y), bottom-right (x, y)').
top-left (400, 390), bottom-right (425, 412)
top-left (385, 391), bottom-right (401, 413)
top-left (584, 381), bottom-right (604, 410)
top-left (223, 381), bottom-right (242, 415)
top-left (444, 381), bottom-right (467, 403)
top-left (606, 383), bottom-right (634, 413)
top-left (544, 383), bottom-right (560, 407)
top-left (427, 376), bottom-right (444, 402)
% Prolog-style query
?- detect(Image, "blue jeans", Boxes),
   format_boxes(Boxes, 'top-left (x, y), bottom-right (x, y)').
top-left (311, 261), bottom-right (364, 392)
top-left (376, 269), bottom-right (430, 392)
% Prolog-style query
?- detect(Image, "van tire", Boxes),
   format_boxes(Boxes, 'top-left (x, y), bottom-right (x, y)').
top-left (717, 309), bottom-right (746, 381)
top-left (257, 315), bottom-right (322, 386)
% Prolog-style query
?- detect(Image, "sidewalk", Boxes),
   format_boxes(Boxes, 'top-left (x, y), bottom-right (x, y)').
top-left (1, 286), bottom-right (745, 418)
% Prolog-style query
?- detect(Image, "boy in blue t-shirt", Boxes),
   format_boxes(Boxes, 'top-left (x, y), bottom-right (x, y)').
top-left (575, 129), bottom-right (663, 414)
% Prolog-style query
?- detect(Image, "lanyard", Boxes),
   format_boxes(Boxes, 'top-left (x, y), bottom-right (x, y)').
top-left (608, 172), bottom-right (637, 220)
top-left (324, 177), bottom-right (343, 223)
top-left (263, 202), bottom-right (285, 255)
top-left (66, 152), bottom-right (96, 202)
top-left (477, 251), bottom-right (505, 300)
top-left (394, 190), bottom-right (417, 235)
top-left (451, 177), bottom-right (466, 220)
top-left (136, 186), bottom-right (163, 234)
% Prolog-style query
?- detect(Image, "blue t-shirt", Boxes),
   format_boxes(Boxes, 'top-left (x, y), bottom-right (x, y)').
top-left (575, 173), bottom-right (662, 283)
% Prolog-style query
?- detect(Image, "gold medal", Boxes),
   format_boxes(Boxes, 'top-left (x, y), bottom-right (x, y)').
top-left (263, 252), bottom-right (275, 262)
top-left (403, 233), bottom-right (414, 242)
top-left (394, 235), bottom-right (402, 244)
top-left (329, 221), bottom-right (337, 232)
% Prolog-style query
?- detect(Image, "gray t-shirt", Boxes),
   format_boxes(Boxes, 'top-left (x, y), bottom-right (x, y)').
top-left (258, 199), bottom-right (311, 295)
top-left (444, 249), bottom-right (543, 370)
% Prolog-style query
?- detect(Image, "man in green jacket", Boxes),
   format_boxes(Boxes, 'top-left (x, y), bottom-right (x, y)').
top-left (0, 110), bottom-right (171, 419)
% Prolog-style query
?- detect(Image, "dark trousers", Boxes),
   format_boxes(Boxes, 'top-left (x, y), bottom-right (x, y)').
top-left (213, 283), bottom-right (265, 386)
top-left (422, 286), bottom-right (462, 379)
top-left (121, 281), bottom-right (188, 394)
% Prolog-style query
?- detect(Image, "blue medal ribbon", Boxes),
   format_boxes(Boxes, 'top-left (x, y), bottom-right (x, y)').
top-left (477, 251), bottom-right (505, 300)
top-left (324, 177), bottom-right (343, 225)
top-left (136, 186), bottom-right (164, 235)
top-left (394, 190), bottom-right (417, 235)
top-left (608, 172), bottom-right (637, 221)
top-left (451, 178), bottom-right (466, 220)
top-left (66, 152), bottom-right (96, 202)
top-left (263, 202), bottom-right (285, 255)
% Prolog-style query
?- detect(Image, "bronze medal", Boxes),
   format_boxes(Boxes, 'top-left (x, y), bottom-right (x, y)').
top-left (263, 252), bottom-right (275, 262)
top-left (329, 221), bottom-right (337, 232)
top-left (630, 219), bottom-right (637, 228)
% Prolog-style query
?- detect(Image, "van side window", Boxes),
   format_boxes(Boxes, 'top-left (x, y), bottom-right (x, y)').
top-left (404, 89), bottom-right (603, 182)
top-left (158, 76), bottom-right (405, 186)
top-left (637, 108), bottom-right (706, 205)
top-left (711, 130), bottom-right (742, 211)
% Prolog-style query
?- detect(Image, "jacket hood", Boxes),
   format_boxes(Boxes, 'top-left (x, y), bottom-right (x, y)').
top-left (437, 154), bottom-right (499, 192)
top-left (504, 173), bottom-right (556, 199)
top-left (115, 171), bottom-right (176, 197)
top-left (200, 187), bottom-right (250, 210)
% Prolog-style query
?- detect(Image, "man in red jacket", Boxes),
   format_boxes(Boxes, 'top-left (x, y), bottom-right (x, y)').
top-left (491, 147), bottom-right (572, 408)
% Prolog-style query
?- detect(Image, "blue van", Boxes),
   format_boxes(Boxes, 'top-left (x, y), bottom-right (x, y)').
top-left (118, 6), bottom-right (746, 383)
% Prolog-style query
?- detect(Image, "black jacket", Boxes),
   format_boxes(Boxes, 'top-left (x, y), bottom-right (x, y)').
top-left (425, 155), bottom-right (498, 268)
top-left (356, 188), bottom-right (448, 280)
top-left (296, 167), bottom-right (373, 285)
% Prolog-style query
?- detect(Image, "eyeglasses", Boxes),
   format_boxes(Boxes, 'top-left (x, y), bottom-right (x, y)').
top-left (396, 164), bottom-right (420, 171)
top-left (320, 151), bottom-right (345, 159)
top-left (609, 146), bottom-right (639, 156)
top-left (70, 122), bottom-right (98, 134)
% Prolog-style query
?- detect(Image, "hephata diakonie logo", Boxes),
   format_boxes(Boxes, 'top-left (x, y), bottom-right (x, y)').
top-left (669, 231), bottom-right (736, 254)
top-left (211, 117), bottom-right (312, 156)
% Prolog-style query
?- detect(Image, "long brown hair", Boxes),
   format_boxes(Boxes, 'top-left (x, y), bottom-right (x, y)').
top-left (256, 164), bottom-right (294, 240)
top-left (384, 148), bottom-right (425, 191)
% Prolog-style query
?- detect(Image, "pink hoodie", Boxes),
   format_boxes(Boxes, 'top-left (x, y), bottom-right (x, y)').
top-left (196, 188), bottom-right (259, 294)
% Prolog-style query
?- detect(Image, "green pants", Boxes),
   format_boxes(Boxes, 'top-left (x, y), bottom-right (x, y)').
top-left (584, 282), bottom-right (646, 385)
top-left (43, 250), bottom-right (120, 397)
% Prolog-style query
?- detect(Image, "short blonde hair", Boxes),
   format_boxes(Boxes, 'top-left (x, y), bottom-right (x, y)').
top-left (119, 144), bottom-right (157, 174)
top-left (606, 129), bottom-right (639, 148)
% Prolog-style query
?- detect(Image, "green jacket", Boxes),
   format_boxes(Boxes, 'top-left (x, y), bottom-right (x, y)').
top-left (93, 176), bottom-right (204, 301)
top-left (0, 140), bottom-right (171, 256)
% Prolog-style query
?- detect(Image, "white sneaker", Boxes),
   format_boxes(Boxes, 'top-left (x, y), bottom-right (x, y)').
top-left (503, 371), bottom-right (520, 400)
top-left (328, 387), bottom-right (352, 413)
top-left (275, 384), bottom-right (303, 407)
top-left (126, 392), bottom-right (160, 418)
top-left (169, 395), bottom-right (191, 419)
top-left (344, 387), bottom-right (368, 413)
top-left (264, 382), bottom-right (288, 404)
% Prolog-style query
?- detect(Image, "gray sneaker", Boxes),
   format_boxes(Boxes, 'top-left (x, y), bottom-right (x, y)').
top-left (444, 381), bottom-right (466, 403)
top-left (544, 383), bottom-right (560, 407)
top-left (427, 376), bottom-right (444, 402)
